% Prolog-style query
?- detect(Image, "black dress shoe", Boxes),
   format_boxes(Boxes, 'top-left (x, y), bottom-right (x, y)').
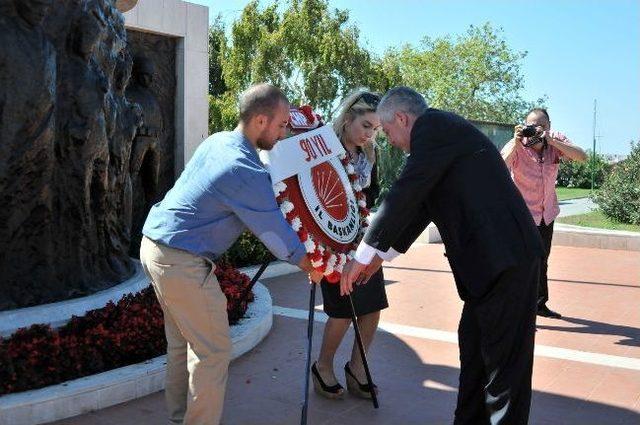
top-left (537, 304), bottom-right (562, 319)
top-left (311, 362), bottom-right (344, 399)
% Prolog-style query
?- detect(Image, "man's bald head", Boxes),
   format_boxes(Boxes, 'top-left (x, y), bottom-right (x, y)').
top-left (238, 83), bottom-right (289, 124)
top-left (237, 84), bottom-right (290, 151)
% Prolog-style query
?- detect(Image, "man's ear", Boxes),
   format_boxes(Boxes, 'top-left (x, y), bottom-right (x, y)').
top-left (396, 111), bottom-right (408, 128)
top-left (254, 114), bottom-right (268, 129)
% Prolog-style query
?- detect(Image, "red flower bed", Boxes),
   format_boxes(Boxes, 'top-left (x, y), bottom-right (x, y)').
top-left (215, 261), bottom-right (255, 324)
top-left (0, 263), bottom-right (255, 396)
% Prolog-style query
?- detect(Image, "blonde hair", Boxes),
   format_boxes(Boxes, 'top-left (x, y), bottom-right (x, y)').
top-left (332, 89), bottom-right (380, 164)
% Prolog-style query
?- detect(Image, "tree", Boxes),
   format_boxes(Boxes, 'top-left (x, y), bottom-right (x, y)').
top-left (208, 17), bottom-right (236, 134)
top-left (594, 142), bottom-right (640, 225)
top-left (384, 23), bottom-right (545, 123)
top-left (208, 0), bottom-right (379, 132)
top-left (208, 9), bottom-right (546, 205)
top-left (208, 17), bottom-right (227, 97)
top-left (557, 151), bottom-right (611, 189)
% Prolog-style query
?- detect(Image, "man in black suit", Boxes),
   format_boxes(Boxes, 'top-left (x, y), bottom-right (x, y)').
top-left (341, 87), bottom-right (544, 424)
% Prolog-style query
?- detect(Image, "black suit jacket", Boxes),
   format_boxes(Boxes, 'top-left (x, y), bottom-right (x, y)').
top-left (364, 109), bottom-right (543, 300)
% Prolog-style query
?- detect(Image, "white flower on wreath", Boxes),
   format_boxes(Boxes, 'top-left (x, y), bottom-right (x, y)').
top-left (280, 200), bottom-right (294, 215)
top-left (291, 217), bottom-right (302, 231)
top-left (358, 199), bottom-right (366, 208)
top-left (304, 236), bottom-right (316, 253)
top-left (325, 255), bottom-right (337, 275)
top-left (346, 163), bottom-right (355, 174)
top-left (273, 181), bottom-right (287, 196)
top-left (352, 183), bottom-right (362, 192)
top-left (325, 263), bottom-right (334, 275)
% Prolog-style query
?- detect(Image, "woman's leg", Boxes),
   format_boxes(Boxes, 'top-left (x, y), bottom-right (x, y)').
top-left (348, 310), bottom-right (381, 382)
top-left (316, 317), bottom-right (351, 385)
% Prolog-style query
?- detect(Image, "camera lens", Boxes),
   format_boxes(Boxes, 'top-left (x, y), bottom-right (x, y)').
top-left (521, 125), bottom-right (537, 138)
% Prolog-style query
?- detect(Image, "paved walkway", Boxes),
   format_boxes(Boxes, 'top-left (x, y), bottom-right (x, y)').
top-left (53, 243), bottom-right (640, 425)
top-left (558, 197), bottom-right (597, 217)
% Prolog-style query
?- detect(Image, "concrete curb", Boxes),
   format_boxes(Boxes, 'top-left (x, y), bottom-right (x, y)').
top-left (417, 223), bottom-right (639, 251)
top-left (553, 223), bottom-right (640, 251)
top-left (0, 260), bottom-right (298, 338)
top-left (0, 282), bottom-right (274, 425)
top-left (241, 260), bottom-right (301, 281)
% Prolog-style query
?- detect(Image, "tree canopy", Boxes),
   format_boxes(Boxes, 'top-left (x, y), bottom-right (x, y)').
top-left (208, 0), bottom-right (543, 132)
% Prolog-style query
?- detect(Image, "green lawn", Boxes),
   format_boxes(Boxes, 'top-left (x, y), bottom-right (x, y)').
top-left (557, 209), bottom-right (640, 232)
top-left (555, 187), bottom-right (592, 201)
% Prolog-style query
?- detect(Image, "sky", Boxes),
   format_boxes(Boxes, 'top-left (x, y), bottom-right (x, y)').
top-left (190, 0), bottom-right (639, 156)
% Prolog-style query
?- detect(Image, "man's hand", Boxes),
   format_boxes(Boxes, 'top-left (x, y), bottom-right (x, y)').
top-left (340, 259), bottom-right (367, 296)
top-left (298, 255), bottom-right (314, 273)
top-left (309, 269), bottom-right (323, 284)
top-left (513, 124), bottom-right (524, 143)
top-left (298, 255), bottom-right (323, 284)
top-left (363, 255), bottom-right (384, 283)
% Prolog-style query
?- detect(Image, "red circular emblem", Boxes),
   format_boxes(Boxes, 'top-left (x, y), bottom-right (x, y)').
top-left (312, 162), bottom-right (348, 221)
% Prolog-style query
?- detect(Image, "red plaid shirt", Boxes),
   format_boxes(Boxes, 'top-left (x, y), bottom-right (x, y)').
top-left (507, 131), bottom-right (569, 226)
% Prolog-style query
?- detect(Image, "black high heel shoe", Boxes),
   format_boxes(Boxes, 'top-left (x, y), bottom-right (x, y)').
top-left (344, 362), bottom-right (377, 399)
top-left (311, 362), bottom-right (344, 399)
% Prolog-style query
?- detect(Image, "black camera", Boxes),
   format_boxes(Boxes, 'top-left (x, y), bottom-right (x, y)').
top-left (521, 125), bottom-right (538, 137)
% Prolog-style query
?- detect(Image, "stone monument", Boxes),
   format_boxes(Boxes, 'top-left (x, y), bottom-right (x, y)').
top-left (0, 0), bottom-right (196, 310)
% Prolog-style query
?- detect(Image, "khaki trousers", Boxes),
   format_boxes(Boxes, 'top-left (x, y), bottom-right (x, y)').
top-left (140, 236), bottom-right (231, 425)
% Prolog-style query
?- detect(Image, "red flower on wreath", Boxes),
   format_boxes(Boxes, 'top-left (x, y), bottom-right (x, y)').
top-left (298, 104), bottom-right (318, 125)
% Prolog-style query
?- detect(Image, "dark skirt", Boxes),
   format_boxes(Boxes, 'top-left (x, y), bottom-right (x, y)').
top-left (320, 267), bottom-right (388, 318)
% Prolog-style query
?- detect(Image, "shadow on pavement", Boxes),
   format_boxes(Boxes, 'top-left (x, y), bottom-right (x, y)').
top-left (219, 314), bottom-right (640, 425)
top-left (537, 315), bottom-right (640, 347)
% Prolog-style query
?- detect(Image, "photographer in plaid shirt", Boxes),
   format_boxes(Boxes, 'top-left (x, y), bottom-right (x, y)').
top-left (501, 108), bottom-right (587, 319)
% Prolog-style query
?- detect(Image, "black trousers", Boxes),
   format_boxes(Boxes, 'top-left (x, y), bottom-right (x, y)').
top-left (537, 220), bottom-right (554, 307)
top-left (454, 258), bottom-right (540, 425)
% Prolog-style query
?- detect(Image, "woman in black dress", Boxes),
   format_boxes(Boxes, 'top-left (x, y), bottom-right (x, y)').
top-left (312, 90), bottom-right (388, 399)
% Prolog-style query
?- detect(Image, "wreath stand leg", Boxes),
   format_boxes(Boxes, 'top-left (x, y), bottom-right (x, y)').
top-left (348, 293), bottom-right (379, 409)
top-left (300, 279), bottom-right (316, 425)
top-left (238, 260), bottom-right (270, 301)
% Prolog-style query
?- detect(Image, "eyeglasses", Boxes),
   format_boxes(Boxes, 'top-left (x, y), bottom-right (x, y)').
top-left (348, 92), bottom-right (380, 111)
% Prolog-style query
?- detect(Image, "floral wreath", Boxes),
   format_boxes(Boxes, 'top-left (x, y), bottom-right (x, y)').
top-left (271, 105), bottom-right (370, 283)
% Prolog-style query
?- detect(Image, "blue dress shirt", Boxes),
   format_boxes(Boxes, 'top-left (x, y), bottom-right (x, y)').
top-left (143, 130), bottom-right (306, 265)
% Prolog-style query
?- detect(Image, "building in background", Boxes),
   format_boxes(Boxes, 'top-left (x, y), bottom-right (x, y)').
top-left (470, 119), bottom-right (514, 151)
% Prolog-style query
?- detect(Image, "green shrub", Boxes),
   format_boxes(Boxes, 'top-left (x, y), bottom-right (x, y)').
top-left (209, 93), bottom-right (239, 134)
top-left (593, 143), bottom-right (640, 225)
top-left (375, 136), bottom-right (407, 206)
top-left (221, 231), bottom-right (275, 268)
top-left (556, 151), bottom-right (611, 189)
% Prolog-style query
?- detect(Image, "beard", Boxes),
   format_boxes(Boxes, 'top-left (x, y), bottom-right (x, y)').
top-left (256, 128), bottom-right (278, 151)
top-left (256, 139), bottom-right (275, 151)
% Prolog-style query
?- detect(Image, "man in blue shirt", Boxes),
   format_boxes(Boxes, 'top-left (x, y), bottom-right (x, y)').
top-left (140, 83), bottom-right (320, 425)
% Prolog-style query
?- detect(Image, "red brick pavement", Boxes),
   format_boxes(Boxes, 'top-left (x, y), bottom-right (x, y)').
top-left (52, 243), bottom-right (640, 425)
